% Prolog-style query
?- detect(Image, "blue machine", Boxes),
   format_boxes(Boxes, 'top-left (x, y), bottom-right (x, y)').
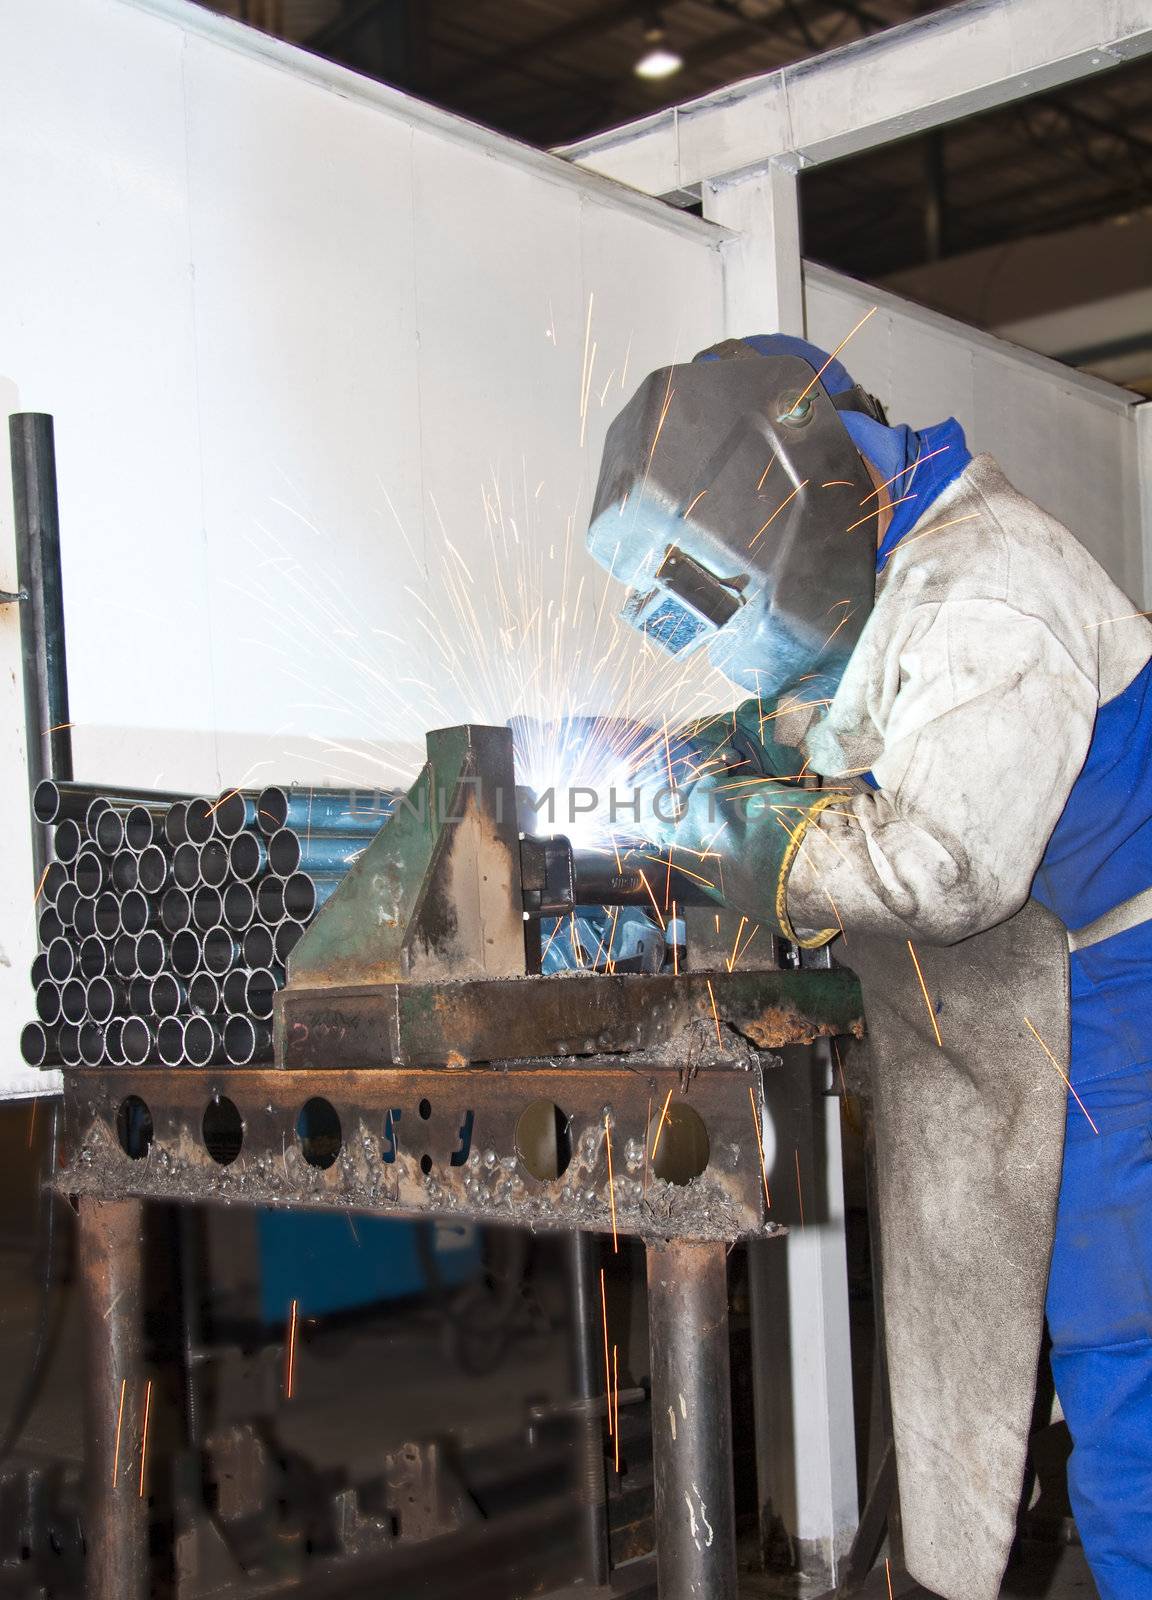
top-left (258, 1211), bottom-right (481, 1323)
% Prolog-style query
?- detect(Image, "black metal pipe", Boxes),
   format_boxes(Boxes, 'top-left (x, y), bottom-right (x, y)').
top-left (227, 832), bottom-right (267, 883)
top-left (104, 1018), bottom-right (126, 1067)
top-left (268, 828), bottom-right (366, 877)
top-left (164, 800), bottom-right (189, 849)
top-left (222, 881), bottom-right (256, 931)
top-left (35, 981), bottom-right (63, 1025)
top-left (74, 849), bottom-right (110, 898)
top-left (94, 807), bottom-right (127, 855)
top-left (202, 925), bottom-right (240, 976)
top-left (31, 952), bottom-right (49, 987)
top-left (78, 935), bottom-right (110, 980)
top-left (77, 1197), bottom-right (149, 1600)
top-left (41, 860), bottom-right (68, 906)
top-left (46, 937), bottom-right (74, 983)
top-left (150, 973), bottom-right (187, 1019)
top-left (37, 905), bottom-right (63, 947)
top-left (157, 1016), bottom-right (186, 1067)
top-left (134, 930), bottom-right (170, 979)
top-left (111, 849), bottom-right (139, 894)
top-left (214, 789), bottom-right (259, 839)
top-left (53, 818), bottom-right (81, 864)
top-left (160, 886), bottom-right (193, 935)
top-left (191, 886), bottom-right (223, 933)
top-left (245, 966), bottom-right (283, 1021)
top-left (170, 929), bottom-right (202, 979)
top-left (33, 779), bottom-right (187, 827)
top-left (183, 1015), bottom-right (224, 1067)
top-left (567, 1232), bottom-right (610, 1587)
top-left (120, 1017), bottom-right (154, 1066)
top-left (20, 1021), bottom-right (60, 1068)
top-left (136, 844), bottom-right (171, 895)
top-left (73, 896), bottom-right (97, 939)
top-left (221, 967), bottom-right (250, 1015)
top-left (274, 918), bottom-right (307, 967)
top-left (112, 933), bottom-right (139, 981)
top-left (257, 784), bottom-right (397, 838)
top-left (59, 1023), bottom-right (82, 1066)
top-left (78, 1020), bottom-right (106, 1066)
top-left (172, 842), bottom-right (201, 891)
top-left (10, 415), bottom-right (72, 885)
top-left (184, 797), bottom-right (217, 846)
top-left (86, 976), bottom-right (128, 1025)
top-left (188, 971), bottom-right (220, 1018)
top-left (646, 1240), bottom-right (738, 1600)
top-left (119, 888), bottom-right (159, 937)
top-left (59, 977), bottom-right (87, 1025)
top-left (242, 923), bottom-right (275, 969)
top-left (223, 1014), bottom-right (272, 1065)
top-left (94, 891), bottom-right (121, 939)
top-left (198, 838), bottom-right (231, 889)
top-left (124, 803), bottom-right (169, 851)
top-left (55, 880), bottom-right (80, 928)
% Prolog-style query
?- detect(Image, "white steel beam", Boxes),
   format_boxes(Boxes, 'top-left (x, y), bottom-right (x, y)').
top-left (559, 0), bottom-right (1152, 198)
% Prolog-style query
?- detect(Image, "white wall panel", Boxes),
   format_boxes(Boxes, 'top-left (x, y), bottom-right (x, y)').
top-left (0, 0), bottom-right (726, 1096)
top-left (805, 264), bottom-right (1146, 604)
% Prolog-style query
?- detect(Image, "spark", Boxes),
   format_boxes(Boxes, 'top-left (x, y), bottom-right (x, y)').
top-left (749, 480), bottom-right (807, 549)
top-left (600, 1267), bottom-right (613, 1439)
top-left (843, 494), bottom-right (917, 535)
top-left (748, 1084), bottom-right (771, 1209)
top-left (789, 306), bottom-right (878, 410)
top-left (794, 1148), bottom-right (805, 1225)
top-left (578, 292), bottom-right (596, 447)
top-left (1023, 1017), bottom-right (1098, 1133)
top-left (728, 922), bottom-right (760, 971)
top-left (671, 900), bottom-right (679, 976)
top-left (651, 1087), bottom-right (674, 1160)
top-left (756, 456), bottom-right (777, 490)
top-left (893, 511), bottom-right (982, 549)
top-left (637, 869), bottom-right (666, 930)
top-left (604, 1113), bottom-right (619, 1253)
top-left (112, 1377), bottom-right (127, 1489)
top-left (27, 1098), bottom-right (37, 1150)
top-left (612, 1345), bottom-right (621, 1473)
top-left (1084, 609), bottom-right (1152, 630)
top-left (885, 1558), bottom-right (894, 1600)
top-left (682, 488), bottom-right (708, 518)
top-left (138, 1378), bottom-right (152, 1498)
top-left (821, 608), bottom-right (856, 650)
top-left (32, 864), bottom-right (50, 904)
top-left (726, 916), bottom-right (748, 972)
top-left (705, 979), bottom-right (723, 1048)
top-left (906, 942), bottom-right (942, 1048)
top-left (285, 1298), bottom-right (299, 1399)
top-left (206, 788), bottom-right (239, 816)
top-left (820, 480), bottom-right (854, 488)
top-left (859, 443), bottom-right (951, 505)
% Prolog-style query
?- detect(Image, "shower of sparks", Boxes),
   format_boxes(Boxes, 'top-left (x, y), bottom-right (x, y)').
top-left (285, 1298), bottom-right (299, 1399)
top-left (1023, 1017), bottom-right (1099, 1134)
top-left (112, 1377), bottom-right (127, 1489)
top-left (138, 1379), bottom-right (153, 1498)
top-left (651, 1087), bottom-right (674, 1160)
top-left (604, 1114), bottom-right (619, 1253)
top-left (600, 1267), bottom-right (613, 1439)
top-left (748, 1084), bottom-right (771, 1210)
top-left (794, 1148), bottom-right (805, 1225)
top-left (789, 306), bottom-right (878, 410)
top-left (906, 941), bottom-right (942, 1048)
top-left (612, 1345), bottom-right (621, 1473)
top-left (705, 979), bottom-right (723, 1048)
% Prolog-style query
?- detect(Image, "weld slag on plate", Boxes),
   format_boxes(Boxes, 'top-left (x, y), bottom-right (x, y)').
top-left (61, 1090), bottom-right (781, 1244)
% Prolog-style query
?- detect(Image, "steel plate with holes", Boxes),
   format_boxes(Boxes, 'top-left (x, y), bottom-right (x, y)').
top-left (60, 1058), bottom-right (795, 1242)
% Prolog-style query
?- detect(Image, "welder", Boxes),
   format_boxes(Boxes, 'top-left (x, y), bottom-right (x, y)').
top-left (586, 334), bottom-right (1152, 1600)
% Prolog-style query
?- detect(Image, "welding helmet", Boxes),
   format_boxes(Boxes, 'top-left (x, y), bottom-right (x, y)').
top-left (586, 335), bottom-right (886, 699)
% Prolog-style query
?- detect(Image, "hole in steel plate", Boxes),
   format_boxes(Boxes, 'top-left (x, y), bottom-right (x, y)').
top-left (647, 1102), bottom-right (710, 1186)
top-left (515, 1100), bottom-right (572, 1181)
top-left (116, 1095), bottom-right (154, 1161)
top-left (420, 1153), bottom-right (433, 1176)
top-left (296, 1097), bottom-right (341, 1170)
top-left (449, 1109), bottom-right (475, 1168)
top-left (383, 1108), bottom-right (401, 1164)
top-left (202, 1097), bottom-right (244, 1166)
top-left (418, 1097), bottom-right (432, 1121)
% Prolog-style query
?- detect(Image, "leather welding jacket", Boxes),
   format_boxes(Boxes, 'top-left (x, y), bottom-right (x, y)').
top-left (778, 453), bottom-right (1152, 1600)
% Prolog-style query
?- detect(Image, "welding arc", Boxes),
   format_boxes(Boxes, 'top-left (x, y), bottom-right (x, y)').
top-left (24, 785), bottom-right (363, 1067)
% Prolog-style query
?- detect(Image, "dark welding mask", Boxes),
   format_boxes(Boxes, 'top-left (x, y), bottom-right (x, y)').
top-left (587, 340), bottom-right (886, 699)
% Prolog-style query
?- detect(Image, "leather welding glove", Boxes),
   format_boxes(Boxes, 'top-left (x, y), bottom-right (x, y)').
top-left (642, 699), bottom-right (840, 947)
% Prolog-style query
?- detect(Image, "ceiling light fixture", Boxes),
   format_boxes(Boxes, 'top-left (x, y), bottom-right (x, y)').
top-left (634, 14), bottom-right (684, 80)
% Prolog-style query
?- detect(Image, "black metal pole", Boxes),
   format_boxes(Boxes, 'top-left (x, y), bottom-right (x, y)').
top-left (567, 1231), bottom-right (610, 1587)
top-left (647, 1240), bottom-right (738, 1600)
top-left (78, 1197), bottom-right (149, 1600)
top-left (10, 413), bottom-right (72, 884)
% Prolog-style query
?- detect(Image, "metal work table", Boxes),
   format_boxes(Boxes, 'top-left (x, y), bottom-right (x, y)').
top-left (56, 724), bottom-right (863, 1600)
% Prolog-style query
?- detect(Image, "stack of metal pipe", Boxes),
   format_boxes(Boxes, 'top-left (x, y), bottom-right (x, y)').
top-left (21, 780), bottom-right (395, 1070)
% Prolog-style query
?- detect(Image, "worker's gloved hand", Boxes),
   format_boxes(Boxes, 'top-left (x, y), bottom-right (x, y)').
top-left (636, 699), bottom-right (838, 947)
